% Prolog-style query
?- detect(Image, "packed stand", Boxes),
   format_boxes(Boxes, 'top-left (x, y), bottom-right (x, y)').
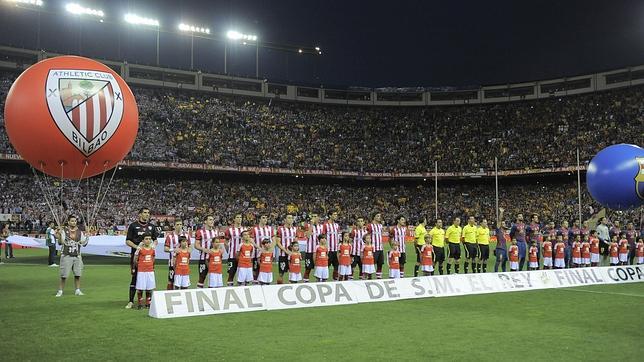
top-left (0, 70), bottom-right (642, 173)
top-left (1, 173), bottom-right (640, 234)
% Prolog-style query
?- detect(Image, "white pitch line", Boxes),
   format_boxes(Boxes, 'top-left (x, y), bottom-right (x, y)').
top-left (560, 287), bottom-right (644, 298)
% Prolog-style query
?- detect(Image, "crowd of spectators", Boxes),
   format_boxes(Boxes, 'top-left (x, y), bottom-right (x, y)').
top-left (1, 172), bottom-right (640, 235)
top-left (0, 70), bottom-right (642, 173)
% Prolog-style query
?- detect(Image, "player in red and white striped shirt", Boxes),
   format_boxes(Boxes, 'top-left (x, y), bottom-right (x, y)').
top-left (194, 215), bottom-right (218, 288)
top-left (303, 213), bottom-right (324, 283)
top-left (350, 217), bottom-right (367, 280)
top-left (276, 214), bottom-right (298, 284)
top-left (251, 214), bottom-right (274, 284)
top-left (223, 213), bottom-right (245, 286)
top-left (367, 212), bottom-right (385, 279)
top-left (163, 219), bottom-right (192, 290)
top-left (390, 215), bottom-right (408, 278)
top-left (324, 211), bottom-right (341, 281)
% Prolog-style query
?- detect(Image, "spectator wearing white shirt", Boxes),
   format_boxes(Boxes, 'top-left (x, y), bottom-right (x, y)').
top-left (1, 223), bottom-right (11, 260)
top-left (45, 221), bottom-right (58, 267)
top-left (596, 217), bottom-right (610, 263)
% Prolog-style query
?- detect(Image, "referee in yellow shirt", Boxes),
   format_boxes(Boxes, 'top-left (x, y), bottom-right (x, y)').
top-left (413, 217), bottom-right (427, 277)
top-left (429, 219), bottom-right (445, 275)
top-left (462, 216), bottom-right (478, 273)
top-left (476, 218), bottom-right (491, 273)
top-left (445, 217), bottom-right (462, 274)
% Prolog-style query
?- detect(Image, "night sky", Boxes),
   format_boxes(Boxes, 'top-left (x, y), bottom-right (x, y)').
top-left (1, 0), bottom-right (643, 88)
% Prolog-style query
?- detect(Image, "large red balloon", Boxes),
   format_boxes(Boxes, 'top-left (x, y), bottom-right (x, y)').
top-left (4, 56), bottom-right (138, 179)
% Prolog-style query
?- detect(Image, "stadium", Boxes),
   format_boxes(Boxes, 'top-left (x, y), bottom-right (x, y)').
top-left (0, 0), bottom-right (643, 361)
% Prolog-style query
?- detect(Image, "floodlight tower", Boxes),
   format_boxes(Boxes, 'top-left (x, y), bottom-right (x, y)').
top-left (65, 3), bottom-right (105, 55)
top-left (226, 30), bottom-right (258, 77)
top-left (178, 23), bottom-right (210, 70)
top-left (124, 13), bottom-right (161, 65)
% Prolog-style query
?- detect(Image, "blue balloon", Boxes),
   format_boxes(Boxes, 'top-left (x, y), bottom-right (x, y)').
top-left (586, 143), bottom-right (644, 210)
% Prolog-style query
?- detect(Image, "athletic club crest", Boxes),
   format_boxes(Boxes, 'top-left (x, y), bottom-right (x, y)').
top-left (46, 69), bottom-right (124, 156)
top-left (636, 157), bottom-right (644, 200)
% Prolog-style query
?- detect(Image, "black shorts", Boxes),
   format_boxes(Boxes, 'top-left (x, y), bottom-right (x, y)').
top-left (434, 246), bottom-right (445, 263)
top-left (227, 257), bottom-right (238, 275)
top-left (252, 257), bottom-right (260, 272)
top-left (278, 256), bottom-right (289, 274)
top-left (351, 255), bottom-right (362, 268)
top-left (464, 243), bottom-right (477, 260)
top-left (415, 244), bottom-right (423, 263)
top-left (198, 260), bottom-right (208, 279)
top-left (328, 251), bottom-right (339, 268)
top-left (305, 252), bottom-right (314, 270)
top-left (373, 250), bottom-right (384, 266)
top-left (478, 244), bottom-right (490, 260)
top-left (167, 266), bottom-right (175, 282)
top-left (448, 243), bottom-right (461, 260)
top-left (400, 252), bottom-right (407, 266)
top-left (600, 241), bottom-right (610, 256)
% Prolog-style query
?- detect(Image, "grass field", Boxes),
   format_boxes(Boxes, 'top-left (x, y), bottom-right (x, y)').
top-left (1, 248), bottom-right (643, 361)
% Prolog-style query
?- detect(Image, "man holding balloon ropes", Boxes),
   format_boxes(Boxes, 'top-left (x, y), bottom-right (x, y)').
top-left (55, 215), bottom-right (88, 297)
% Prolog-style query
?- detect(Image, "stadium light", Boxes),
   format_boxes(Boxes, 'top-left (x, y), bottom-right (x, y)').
top-left (65, 3), bottom-right (104, 18)
top-left (225, 30), bottom-right (259, 77)
top-left (124, 13), bottom-right (159, 27)
top-left (5, 0), bottom-right (43, 6)
top-left (179, 23), bottom-right (210, 34)
top-left (179, 23), bottom-right (210, 70)
top-left (124, 13), bottom-right (160, 65)
top-left (226, 30), bottom-right (257, 42)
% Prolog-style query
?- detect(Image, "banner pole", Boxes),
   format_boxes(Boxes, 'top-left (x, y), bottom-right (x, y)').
top-left (434, 161), bottom-right (438, 220)
top-left (495, 157), bottom-right (499, 223)
top-left (577, 148), bottom-right (583, 223)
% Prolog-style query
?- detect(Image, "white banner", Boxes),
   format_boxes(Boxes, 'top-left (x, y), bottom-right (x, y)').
top-left (262, 282), bottom-right (359, 310)
top-left (0, 213), bottom-right (14, 222)
top-left (149, 286), bottom-right (265, 318)
top-left (351, 279), bottom-right (406, 303)
top-left (6, 235), bottom-right (206, 260)
top-left (148, 266), bottom-right (644, 319)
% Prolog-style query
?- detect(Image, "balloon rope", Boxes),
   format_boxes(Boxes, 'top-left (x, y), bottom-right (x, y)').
top-left (60, 162), bottom-right (64, 225)
top-left (32, 167), bottom-right (60, 227)
top-left (74, 161), bottom-right (88, 192)
top-left (67, 161), bottom-right (89, 227)
top-left (41, 164), bottom-right (62, 224)
top-left (87, 177), bottom-right (90, 232)
top-left (34, 168), bottom-right (58, 225)
top-left (38, 164), bottom-right (61, 226)
top-left (89, 164), bottom-right (108, 228)
top-left (90, 164), bottom-right (119, 226)
top-left (37, 165), bottom-right (54, 214)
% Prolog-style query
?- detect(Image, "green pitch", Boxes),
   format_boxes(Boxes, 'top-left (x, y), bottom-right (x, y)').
top-left (1, 249), bottom-right (643, 361)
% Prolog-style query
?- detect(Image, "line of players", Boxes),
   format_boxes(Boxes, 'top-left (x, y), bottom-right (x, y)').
top-left (507, 230), bottom-right (641, 271)
top-left (127, 210), bottom-right (413, 308)
top-left (125, 207), bottom-right (644, 309)
top-left (165, 211), bottom-right (405, 288)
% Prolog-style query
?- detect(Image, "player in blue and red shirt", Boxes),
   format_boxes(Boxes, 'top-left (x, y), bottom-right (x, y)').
top-left (510, 213), bottom-right (528, 271)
